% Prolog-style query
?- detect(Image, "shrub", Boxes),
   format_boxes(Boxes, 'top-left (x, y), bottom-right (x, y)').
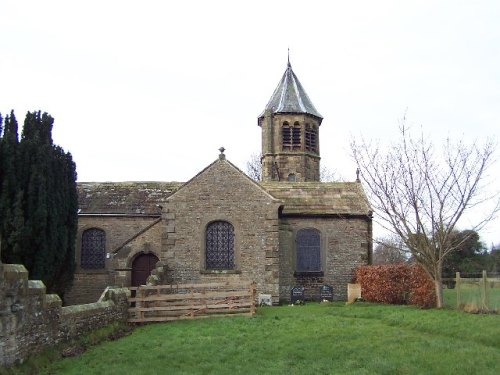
top-left (355, 264), bottom-right (435, 308)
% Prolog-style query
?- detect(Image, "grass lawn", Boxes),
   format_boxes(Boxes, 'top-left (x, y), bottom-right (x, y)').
top-left (444, 285), bottom-right (500, 311)
top-left (23, 303), bottom-right (500, 375)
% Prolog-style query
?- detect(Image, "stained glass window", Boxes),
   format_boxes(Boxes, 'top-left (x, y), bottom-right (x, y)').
top-left (296, 228), bottom-right (321, 272)
top-left (81, 228), bottom-right (106, 269)
top-left (206, 221), bottom-right (234, 270)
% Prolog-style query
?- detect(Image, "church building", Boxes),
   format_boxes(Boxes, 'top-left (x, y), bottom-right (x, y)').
top-left (66, 61), bottom-right (373, 305)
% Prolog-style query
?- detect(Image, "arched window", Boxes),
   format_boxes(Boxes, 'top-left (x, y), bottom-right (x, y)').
top-left (296, 228), bottom-right (321, 272)
top-left (288, 173), bottom-right (296, 182)
top-left (206, 221), bottom-right (235, 270)
top-left (81, 228), bottom-right (106, 269)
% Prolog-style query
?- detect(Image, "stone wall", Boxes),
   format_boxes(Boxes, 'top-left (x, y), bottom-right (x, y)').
top-left (261, 112), bottom-right (321, 182)
top-left (162, 157), bottom-right (282, 302)
top-left (279, 216), bottom-right (371, 302)
top-left (66, 271), bottom-right (111, 306)
top-left (66, 215), bottom-right (161, 305)
top-left (0, 262), bottom-right (129, 367)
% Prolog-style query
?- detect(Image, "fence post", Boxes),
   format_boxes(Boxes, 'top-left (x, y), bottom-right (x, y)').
top-left (482, 270), bottom-right (488, 311)
top-left (139, 287), bottom-right (145, 321)
top-left (250, 282), bottom-right (257, 315)
top-left (455, 272), bottom-right (461, 309)
top-left (201, 287), bottom-right (207, 313)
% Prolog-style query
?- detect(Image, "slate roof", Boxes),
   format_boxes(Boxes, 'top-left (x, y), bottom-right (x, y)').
top-left (77, 182), bottom-right (182, 215)
top-left (77, 180), bottom-right (370, 217)
top-left (260, 181), bottom-right (371, 216)
top-left (259, 61), bottom-right (322, 120)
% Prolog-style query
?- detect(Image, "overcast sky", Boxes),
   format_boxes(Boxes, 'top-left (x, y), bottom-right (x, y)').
top-left (1, 1), bottom-right (499, 246)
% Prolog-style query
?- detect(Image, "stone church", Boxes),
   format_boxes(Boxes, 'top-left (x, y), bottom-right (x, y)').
top-left (65, 61), bottom-right (373, 305)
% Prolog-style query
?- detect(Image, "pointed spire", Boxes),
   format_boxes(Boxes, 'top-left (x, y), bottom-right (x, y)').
top-left (259, 57), bottom-right (322, 120)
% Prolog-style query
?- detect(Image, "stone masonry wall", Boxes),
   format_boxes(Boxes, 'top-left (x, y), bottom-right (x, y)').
top-left (261, 112), bottom-right (321, 182)
top-left (66, 215), bottom-right (161, 305)
top-left (0, 262), bottom-right (129, 367)
top-left (279, 216), bottom-right (371, 302)
top-left (66, 272), bottom-right (111, 306)
top-left (162, 158), bottom-right (282, 303)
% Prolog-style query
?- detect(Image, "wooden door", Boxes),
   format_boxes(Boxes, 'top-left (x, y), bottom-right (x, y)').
top-left (131, 253), bottom-right (159, 287)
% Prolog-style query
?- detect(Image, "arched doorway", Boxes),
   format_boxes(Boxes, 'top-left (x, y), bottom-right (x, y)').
top-left (131, 253), bottom-right (159, 287)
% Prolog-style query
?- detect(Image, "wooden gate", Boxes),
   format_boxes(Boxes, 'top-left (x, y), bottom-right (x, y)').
top-left (128, 282), bottom-right (256, 323)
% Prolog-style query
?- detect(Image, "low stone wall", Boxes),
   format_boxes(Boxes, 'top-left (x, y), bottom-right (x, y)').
top-left (0, 262), bottom-right (129, 367)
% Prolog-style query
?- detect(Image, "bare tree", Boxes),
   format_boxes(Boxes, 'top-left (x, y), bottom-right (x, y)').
top-left (351, 122), bottom-right (499, 307)
top-left (246, 153), bottom-right (262, 181)
top-left (373, 236), bottom-right (408, 264)
top-left (320, 165), bottom-right (342, 182)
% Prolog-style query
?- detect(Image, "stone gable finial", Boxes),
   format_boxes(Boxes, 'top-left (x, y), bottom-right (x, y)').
top-left (219, 147), bottom-right (226, 160)
top-left (356, 168), bottom-right (361, 182)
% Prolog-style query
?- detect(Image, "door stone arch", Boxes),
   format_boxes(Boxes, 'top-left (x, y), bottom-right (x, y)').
top-left (131, 253), bottom-right (159, 287)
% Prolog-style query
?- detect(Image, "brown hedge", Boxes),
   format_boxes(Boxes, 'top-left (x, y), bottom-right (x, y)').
top-left (354, 264), bottom-right (436, 308)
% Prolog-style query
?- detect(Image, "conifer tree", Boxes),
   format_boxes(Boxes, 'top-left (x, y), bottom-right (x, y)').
top-left (0, 111), bottom-right (77, 298)
top-left (0, 113), bottom-right (3, 181)
top-left (0, 111), bottom-right (21, 261)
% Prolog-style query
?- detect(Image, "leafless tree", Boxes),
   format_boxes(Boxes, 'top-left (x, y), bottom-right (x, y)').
top-left (351, 121), bottom-right (499, 307)
top-left (320, 165), bottom-right (342, 182)
top-left (246, 153), bottom-right (262, 181)
top-left (373, 236), bottom-right (409, 264)
top-left (246, 154), bottom-right (342, 183)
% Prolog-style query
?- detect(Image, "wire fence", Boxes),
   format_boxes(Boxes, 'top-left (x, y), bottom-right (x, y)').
top-left (443, 271), bottom-right (500, 313)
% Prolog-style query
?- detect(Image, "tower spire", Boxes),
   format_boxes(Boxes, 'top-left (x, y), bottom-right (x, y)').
top-left (258, 59), bottom-right (323, 182)
top-left (258, 57), bottom-right (322, 120)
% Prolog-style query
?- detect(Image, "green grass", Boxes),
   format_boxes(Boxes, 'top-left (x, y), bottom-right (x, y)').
top-left (444, 285), bottom-right (500, 311)
top-left (2, 322), bottom-right (132, 375)
top-left (23, 303), bottom-right (500, 375)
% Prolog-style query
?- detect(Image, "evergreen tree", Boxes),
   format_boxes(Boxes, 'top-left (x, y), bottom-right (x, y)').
top-left (442, 230), bottom-right (489, 275)
top-left (0, 111), bottom-right (21, 262)
top-left (0, 113), bottom-right (3, 185)
top-left (491, 246), bottom-right (500, 273)
top-left (0, 111), bottom-right (77, 298)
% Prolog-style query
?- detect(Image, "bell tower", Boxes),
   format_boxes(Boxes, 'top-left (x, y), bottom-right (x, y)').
top-left (258, 60), bottom-right (323, 182)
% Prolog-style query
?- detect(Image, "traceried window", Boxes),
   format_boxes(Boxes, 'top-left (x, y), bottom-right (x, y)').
top-left (305, 124), bottom-right (318, 153)
top-left (81, 228), bottom-right (106, 269)
top-left (206, 221), bottom-right (235, 270)
top-left (296, 228), bottom-right (321, 272)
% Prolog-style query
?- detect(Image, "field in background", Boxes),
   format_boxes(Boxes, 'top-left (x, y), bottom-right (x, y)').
top-left (444, 274), bottom-right (500, 312)
top-left (37, 303), bottom-right (500, 375)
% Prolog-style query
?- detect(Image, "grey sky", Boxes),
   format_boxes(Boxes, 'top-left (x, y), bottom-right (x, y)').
top-left (1, 0), bottom-right (499, 245)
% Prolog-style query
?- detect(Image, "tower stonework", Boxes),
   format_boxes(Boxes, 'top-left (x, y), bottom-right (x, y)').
top-left (258, 61), bottom-right (323, 182)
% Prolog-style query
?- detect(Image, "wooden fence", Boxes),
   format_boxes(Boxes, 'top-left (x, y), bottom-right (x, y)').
top-left (453, 271), bottom-right (500, 312)
top-left (128, 282), bottom-right (256, 323)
